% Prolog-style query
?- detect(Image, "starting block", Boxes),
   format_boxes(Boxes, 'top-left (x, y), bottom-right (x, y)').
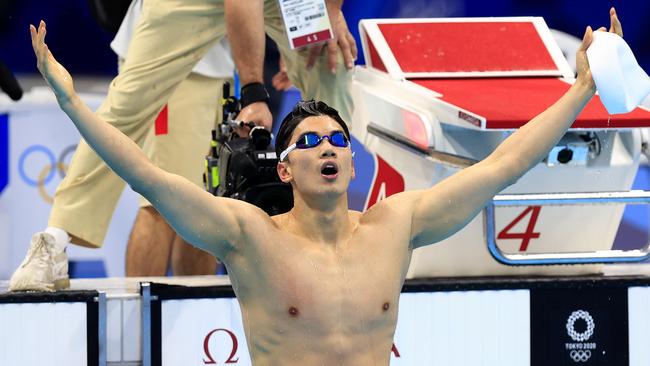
top-left (351, 17), bottom-right (650, 277)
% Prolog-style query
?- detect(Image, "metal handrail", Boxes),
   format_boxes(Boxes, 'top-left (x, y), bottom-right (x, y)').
top-left (485, 190), bottom-right (650, 265)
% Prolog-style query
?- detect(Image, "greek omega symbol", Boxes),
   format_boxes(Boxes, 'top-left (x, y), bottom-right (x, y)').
top-left (203, 328), bottom-right (239, 364)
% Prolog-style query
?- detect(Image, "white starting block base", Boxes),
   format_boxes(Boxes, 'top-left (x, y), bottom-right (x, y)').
top-left (3, 266), bottom-right (650, 366)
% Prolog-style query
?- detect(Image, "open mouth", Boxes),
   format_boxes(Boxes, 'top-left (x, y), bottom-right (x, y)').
top-left (320, 162), bottom-right (339, 179)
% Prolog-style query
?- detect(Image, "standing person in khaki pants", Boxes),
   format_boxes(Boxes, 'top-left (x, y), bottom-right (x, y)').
top-left (9, 0), bottom-right (356, 291)
top-left (111, 0), bottom-right (233, 276)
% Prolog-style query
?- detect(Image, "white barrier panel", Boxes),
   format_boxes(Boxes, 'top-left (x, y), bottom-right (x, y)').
top-left (107, 296), bottom-right (141, 363)
top-left (0, 301), bottom-right (88, 365)
top-left (393, 290), bottom-right (530, 365)
top-left (629, 286), bottom-right (650, 366)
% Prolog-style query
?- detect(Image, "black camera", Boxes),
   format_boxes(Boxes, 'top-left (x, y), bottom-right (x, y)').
top-left (204, 83), bottom-right (293, 216)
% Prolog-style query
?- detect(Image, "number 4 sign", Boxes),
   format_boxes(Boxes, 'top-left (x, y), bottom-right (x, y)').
top-left (497, 206), bottom-right (542, 251)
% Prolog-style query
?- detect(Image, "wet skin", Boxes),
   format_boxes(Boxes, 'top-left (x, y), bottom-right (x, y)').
top-left (222, 117), bottom-right (416, 365)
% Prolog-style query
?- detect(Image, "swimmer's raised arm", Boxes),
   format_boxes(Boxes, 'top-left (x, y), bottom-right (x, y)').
top-left (30, 21), bottom-right (265, 259)
top-left (404, 8), bottom-right (622, 248)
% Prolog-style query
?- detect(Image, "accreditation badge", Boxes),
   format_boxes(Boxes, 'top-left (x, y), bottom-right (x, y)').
top-left (278, 0), bottom-right (333, 49)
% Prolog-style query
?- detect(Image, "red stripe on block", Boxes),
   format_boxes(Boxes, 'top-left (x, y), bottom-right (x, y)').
top-left (155, 105), bottom-right (168, 135)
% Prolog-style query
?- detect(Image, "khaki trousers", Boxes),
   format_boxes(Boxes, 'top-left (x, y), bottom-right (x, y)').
top-left (137, 73), bottom-right (227, 208)
top-left (49, 0), bottom-right (353, 247)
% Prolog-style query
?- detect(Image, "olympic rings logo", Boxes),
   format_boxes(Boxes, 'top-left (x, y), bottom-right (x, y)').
top-left (569, 349), bottom-right (592, 362)
top-left (566, 310), bottom-right (595, 342)
top-left (17, 144), bottom-right (77, 204)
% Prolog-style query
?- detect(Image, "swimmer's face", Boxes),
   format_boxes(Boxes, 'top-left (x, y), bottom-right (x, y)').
top-left (277, 115), bottom-right (355, 197)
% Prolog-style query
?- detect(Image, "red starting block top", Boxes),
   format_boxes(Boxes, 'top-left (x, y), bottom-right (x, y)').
top-left (361, 17), bottom-right (573, 79)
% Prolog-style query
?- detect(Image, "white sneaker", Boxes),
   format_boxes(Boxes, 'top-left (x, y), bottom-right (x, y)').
top-left (9, 232), bottom-right (70, 292)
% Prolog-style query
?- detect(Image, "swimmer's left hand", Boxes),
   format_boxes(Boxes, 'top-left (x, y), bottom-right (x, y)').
top-left (30, 20), bottom-right (75, 105)
top-left (575, 7), bottom-right (623, 92)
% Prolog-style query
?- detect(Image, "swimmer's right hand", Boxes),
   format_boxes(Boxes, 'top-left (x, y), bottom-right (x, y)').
top-left (30, 20), bottom-right (76, 105)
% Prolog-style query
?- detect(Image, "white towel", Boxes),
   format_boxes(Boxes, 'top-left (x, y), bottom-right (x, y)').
top-left (586, 31), bottom-right (650, 114)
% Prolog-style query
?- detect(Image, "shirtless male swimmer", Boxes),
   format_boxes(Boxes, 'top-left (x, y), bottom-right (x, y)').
top-left (28, 8), bottom-right (621, 366)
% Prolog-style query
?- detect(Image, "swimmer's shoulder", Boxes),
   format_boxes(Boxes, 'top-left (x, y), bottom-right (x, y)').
top-left (358, 190), bottom-right (423, 225)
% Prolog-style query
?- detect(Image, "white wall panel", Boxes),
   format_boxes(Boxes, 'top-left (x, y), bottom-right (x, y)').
top-left (392, 290), bottom-right (530, 365)
top-left (0, 302), bottom-right (87, 366)
top-left (122, 298), bottom-right (142, 361)
top-left (629, 286), bottom-right (650, 366)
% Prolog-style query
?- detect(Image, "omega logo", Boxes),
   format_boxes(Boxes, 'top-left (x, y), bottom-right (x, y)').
top-left (203, 328), bottom-right (240, 364)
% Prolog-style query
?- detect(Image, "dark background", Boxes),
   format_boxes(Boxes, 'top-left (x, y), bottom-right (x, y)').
top-left (0, 0), bottom-right (648, 77)
top-left (530, 286), bottom-right (629, 365)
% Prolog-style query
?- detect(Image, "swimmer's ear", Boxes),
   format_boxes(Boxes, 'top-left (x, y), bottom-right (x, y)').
top-left (277, 161), bottom-right (293, 183)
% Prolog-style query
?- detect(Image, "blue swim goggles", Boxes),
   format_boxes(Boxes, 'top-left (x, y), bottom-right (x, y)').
top-left (280, 131), bottom-right (350, 161)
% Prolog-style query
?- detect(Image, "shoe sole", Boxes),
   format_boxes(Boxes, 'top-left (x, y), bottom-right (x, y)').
top-left (54, 277), bottom-right (70, 291)
top-left (9, 277), bottom-right (70, 292)
top-left (9, 282), bottom-right (55, 292)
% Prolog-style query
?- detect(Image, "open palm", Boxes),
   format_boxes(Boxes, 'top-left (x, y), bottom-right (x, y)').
top-left (30, 21), bottom-right (75, 103)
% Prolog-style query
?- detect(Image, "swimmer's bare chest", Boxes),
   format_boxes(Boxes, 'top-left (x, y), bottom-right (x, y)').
top-left (226, 215), bottom-right (412, 339)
